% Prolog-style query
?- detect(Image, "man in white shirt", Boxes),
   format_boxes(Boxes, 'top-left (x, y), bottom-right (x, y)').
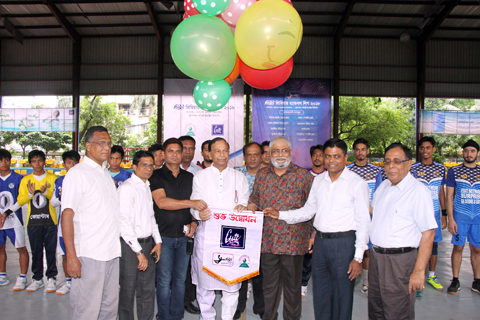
top-left (179, 136), bottom-right (202, 175)
top-left (191, 137), bottom-right (250, 320)
top-left (369, 143), bottom-right (436, 320)
top-left (118, 150), bottom-right (162, 320)
top-left (264, 138), bottom-right (371, 320)
top-left (61, 126), bottom-right (121, 320)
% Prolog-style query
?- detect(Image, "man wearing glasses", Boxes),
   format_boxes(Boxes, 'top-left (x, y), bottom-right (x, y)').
top-left (264, 138), bottom-right (370, 320)
top-left (248, 136), bottom-right (313, 320)
top-left (369, 143), bottom-right (436, 319)
top-left (118, 150), bottom-right (162, 320)
top-left (61, 126), bottom-right (121, 320)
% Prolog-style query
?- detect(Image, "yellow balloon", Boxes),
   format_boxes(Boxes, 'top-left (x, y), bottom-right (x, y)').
top-left (235, 0), bottom-right (303, 70)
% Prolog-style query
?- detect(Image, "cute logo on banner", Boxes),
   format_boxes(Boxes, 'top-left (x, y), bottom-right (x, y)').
top-left (220, 226), bottom-right (246, 250)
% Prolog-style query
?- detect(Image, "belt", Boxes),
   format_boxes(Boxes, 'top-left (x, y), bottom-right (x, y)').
top-left (137, 236), bottom-right (153, 243)
top-left (316, 230), bottom-right (356, 239)
top-left (372, 245), bottom-right (417, 255)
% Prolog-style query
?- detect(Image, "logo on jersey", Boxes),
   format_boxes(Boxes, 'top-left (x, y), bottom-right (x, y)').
top-left (46, 182), bottom-right (51, 189)
top-left (476, 175), bottom-right (480, 181)
top-left (433, 171), bottom-right (441, 178)
top-left (417, 171), bottom-right (425, 177)
top-left (32, 192), bottom-right (48, 209)
top-left (0, 191), bottom-right (14, 211)
top-left (461, 174), bottom-right (468, 179)
top-left (8, 183), bottom-right (14, 189)
top-left (365, 173), bottom-right (373, 180)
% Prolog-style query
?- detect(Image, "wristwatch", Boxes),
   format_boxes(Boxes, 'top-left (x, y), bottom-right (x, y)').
top-left (136, 250), bottom-right (143, 256)
top-left (354, 257), bottom-right (363, 264)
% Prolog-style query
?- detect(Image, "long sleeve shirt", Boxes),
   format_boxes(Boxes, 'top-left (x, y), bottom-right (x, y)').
top-left (118, 174), bottom-right (162, 253)
top-left (279, 168), bottom-right (371, 259)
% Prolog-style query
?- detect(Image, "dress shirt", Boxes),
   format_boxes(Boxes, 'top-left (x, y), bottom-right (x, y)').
top-left (181, 162), bottom-right (202, 175)
top-left (236, 164), bottom-right (259, 193)
top-left (370, 173), bottom-right (437, 248)
top-left (118, 174), bottom-right (162, 253)
top-left (279, 168), bottom-right (371, 259)
top-left (61, 156), bottom-right (121, 261)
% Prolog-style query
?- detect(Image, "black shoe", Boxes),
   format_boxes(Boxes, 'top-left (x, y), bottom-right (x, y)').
top-left (185, 302), bottom-right (201, 315)
top-left (447, 279), bottom-right (461, 295)
top-left (472, 280), bottom-right (480, 295)
top-left (254, 311), bottom-right (264, 319)
top-left (156, 313), bottom-right (159, 319)
top-left (233, 310), bottom-right (242, 320)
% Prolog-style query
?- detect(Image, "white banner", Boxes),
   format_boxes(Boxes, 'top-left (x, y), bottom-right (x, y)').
top-left (0, 108), bottom-right (76, 132)
top-left (164, 79), bottom-right (245, 167)
top-left (202, 209), bottom-right (263, 285)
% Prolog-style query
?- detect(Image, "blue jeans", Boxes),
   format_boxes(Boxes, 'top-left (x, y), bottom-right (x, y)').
top-left (156, 236), bottom-right (189, 320)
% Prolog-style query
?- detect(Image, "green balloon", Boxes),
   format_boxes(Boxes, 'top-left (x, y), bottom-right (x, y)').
top-left (193, 80), bottom-right (232, 112)
top-left (171, 15), bottom-right (236, 81)
top-left (193, 0), bottom-right (231, 16)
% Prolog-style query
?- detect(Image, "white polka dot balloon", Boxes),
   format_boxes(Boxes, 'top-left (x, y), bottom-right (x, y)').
top-left (184, 0), bottom-right (201, 16)
top-left (193, 80), bottom-right (232, 112)
top-left (193, 0), bottom-right (231, 16)
top-left (219, 0), bottom-right (256, 27)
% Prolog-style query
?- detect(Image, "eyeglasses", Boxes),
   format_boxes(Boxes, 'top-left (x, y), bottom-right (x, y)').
top-left (384, 159), bottom-right (409, 165)
top-left (91, 141), bottom-right (113, 148)
top-left (139, 163), bottom-right (155, 169)
top-left (272, 149), bottom-right (290, 155)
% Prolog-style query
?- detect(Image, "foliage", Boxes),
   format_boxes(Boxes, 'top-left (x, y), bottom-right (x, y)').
top-left (78, 96), bottom-right (132, 147)
top-left (337, 97), bottom-right (414, 154)
top-left (130, 95), bottom-right (156, 116)
top-left (28, 132), bottom-right (71, 156)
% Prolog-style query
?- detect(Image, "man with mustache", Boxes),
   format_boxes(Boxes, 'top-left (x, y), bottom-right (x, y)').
top-left (446, 139), bottom-right (480, 295)
top-left (248, 136), bottom-right (313, 320)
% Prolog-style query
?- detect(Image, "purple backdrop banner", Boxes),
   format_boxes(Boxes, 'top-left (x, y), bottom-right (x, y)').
top-left (252, 79), bottom-right (331, 169)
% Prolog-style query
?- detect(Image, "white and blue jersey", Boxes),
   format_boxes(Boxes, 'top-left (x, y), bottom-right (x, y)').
top-left (446, 164), bottom-right (480, 225)
top-left (411, 161), bottom-right (446, 242)
top-left (0, 172), bottom-right (24, 227)
top-left (54, 175), bottom-right (66, 254)
top-left (347, 162), bottom-right (380, 201)
top-left (110, 168), bottom-right (132, 187)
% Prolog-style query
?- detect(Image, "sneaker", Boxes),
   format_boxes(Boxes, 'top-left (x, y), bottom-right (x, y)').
top-left (426, 276), bottom-right (444, 290)
top-left (447, 279), bottom-right (461, 295)
top-left (301, 285), bottom-right (308, 297)
top-left (26, 279), bottom-right (44, 292)
top-left (361, 284), bottom-right (368, 296)
top-left (471, 280), bottom-right (480, 295)
top-left (13, 276), bottom-right (27, 291)
top-left (56, 281), bottom-right (70, 295)
top-left (45, 278), bottom-right (56, 293)
top-left (0, 276), bottom-right (9, 286)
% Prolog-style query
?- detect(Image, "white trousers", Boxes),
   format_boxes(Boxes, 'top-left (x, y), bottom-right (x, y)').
top-left (197, 286), bottom-right (239, 320)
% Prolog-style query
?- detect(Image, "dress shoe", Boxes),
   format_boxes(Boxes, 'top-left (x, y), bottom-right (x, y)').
top-left (233, 310), bottom-right (242, 320)
top-left (185, 302), bottom-right (201, 314)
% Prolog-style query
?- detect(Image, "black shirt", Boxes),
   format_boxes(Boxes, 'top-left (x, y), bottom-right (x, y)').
top-left (149, 165), bottom-right (194, 238)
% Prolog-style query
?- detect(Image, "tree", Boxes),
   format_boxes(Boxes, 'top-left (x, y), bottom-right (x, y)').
top-left (79, 96), bottom-right (132, 147)
top-left (337, 97), bottom-right (414, 154)
top-left (29, 132), bottom-right (71, 156)
top-left (130, 95), bottom-right (157, 116)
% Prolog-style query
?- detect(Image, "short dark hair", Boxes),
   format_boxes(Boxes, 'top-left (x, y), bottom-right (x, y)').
top-left (209, 138), bottom-right (230, 152)
top-left (163, 138), bottom-right (183, 151)
top-left (243, 142), bottom-right (263, 156)
top-left (353, 138), bottom-right (369, 150)
top-left (418, 136), bottom-right (436, 148)
top-left (261, 141), bottom-right (270, 150)
top-left (0, 149), bottom-right (12, 161)
top-left (62, 150), bottom-right (80, 163)
top-left (178, 136), bottom-right (196, 145)
top-left (201, 140), bottom-right (212, 151)
top-left (310, 145), bottom-right (323, 157)
top-left (84, 126), bottom-right (108, 143)
top-left (132, 150), bottom-right (154, 166)
top-left (28, 150), bottom-right (46, 163)
top-left (323, 138), bottom-right (348, 155)
top-left (148, 144), bottom-right (163, 153)
top-left (385, 142), bottom-right (413, 160)
top-left (111, 145), bottom-right (125, 159)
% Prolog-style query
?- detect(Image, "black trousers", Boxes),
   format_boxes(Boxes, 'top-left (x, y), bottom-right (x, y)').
top-left (302, 252), bottom-right (312, 287)
top-left (27, 225), bottom-right (58, 281)
top-left (119, 237), bottom-right (156, 320)
top-left (312, 233), bottom-right (356, 320)
top-left (261, 253), bottom-right (304, 320)
top-left (235, 263), bottom-right (265, 315)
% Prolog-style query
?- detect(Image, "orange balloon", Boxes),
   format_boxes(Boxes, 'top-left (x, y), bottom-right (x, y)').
top-left (224, 55), bottom-right (241, 84)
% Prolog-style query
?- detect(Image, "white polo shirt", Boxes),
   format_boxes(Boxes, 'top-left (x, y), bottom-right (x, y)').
top-left (371, 173), bottom-right (437, 248)
top-left (61, 156), bottom-right (121, 261)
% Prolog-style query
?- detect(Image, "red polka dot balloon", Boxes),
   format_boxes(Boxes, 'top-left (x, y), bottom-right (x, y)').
top-left (184, 0), bottom-right (200, 16)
